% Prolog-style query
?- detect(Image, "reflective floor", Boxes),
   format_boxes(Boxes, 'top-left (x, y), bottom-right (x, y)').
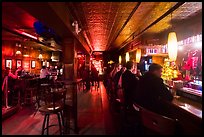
top-left (2, 82), bottom-right (120, 135)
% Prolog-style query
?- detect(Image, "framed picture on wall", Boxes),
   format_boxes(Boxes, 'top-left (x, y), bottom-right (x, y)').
top-left (16, 60), bottom-right (22, 68)
top-left (31, 60), bottom-right (36, 68)
top-left (5, 59), bottom-right (12, 69)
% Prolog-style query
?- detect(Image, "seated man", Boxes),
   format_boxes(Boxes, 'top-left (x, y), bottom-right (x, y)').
top-left (122, 61), bottom-right (139, 109)
top-left (134, 63), bottom-right (173, 114)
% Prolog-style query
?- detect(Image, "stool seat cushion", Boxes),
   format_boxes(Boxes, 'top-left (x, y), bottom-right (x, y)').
top-left (39, 104), bottom-right (63, 114)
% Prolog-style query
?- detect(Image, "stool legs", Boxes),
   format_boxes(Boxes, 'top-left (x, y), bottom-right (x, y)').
top-left (57, 113), bottom-right (62, 135)
top-left (46, 115), bottom-right (50, 135)
top-left (42, 114), bottom-right (48, 135)
top-left (41, 112), bottom-right (64, 135)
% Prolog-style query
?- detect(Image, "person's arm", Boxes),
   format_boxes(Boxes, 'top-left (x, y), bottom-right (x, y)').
top-left (156, 79), bottom-right (173, 101)
top-left (8, 71), bottom-right (18, 79)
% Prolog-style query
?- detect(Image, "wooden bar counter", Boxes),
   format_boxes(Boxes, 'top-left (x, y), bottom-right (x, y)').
top-left (162, 95), bottom-right (202, 135)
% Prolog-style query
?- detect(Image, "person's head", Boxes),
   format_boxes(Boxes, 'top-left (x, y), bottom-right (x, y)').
top-left (125, 61), bottom-right (133, 70)
top-left (149, 63), bottom-right (163, 78)
top-left (42, 66), bottom-right (46, 69)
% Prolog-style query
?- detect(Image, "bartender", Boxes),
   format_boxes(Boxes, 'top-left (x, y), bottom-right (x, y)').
top-left (8, 66), bottom-right (23, 79)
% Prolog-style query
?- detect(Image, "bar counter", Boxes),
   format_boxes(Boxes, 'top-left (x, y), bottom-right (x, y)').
top-left (162, 95), bottom-right (202, 135)
top-left (172, 96), bottom-right (202, 118)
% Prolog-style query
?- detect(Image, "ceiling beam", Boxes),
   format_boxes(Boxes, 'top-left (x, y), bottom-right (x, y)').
top-left (106, 2), bottom-right (141, 51)
top-left (67, 2), bottom-right (93, 51)
top-left (118, 2), bottom-right (185, 51)
top-left (2, 27), bottom-right (61, 51)
top-left (14, 2), bottom-right (91, 54)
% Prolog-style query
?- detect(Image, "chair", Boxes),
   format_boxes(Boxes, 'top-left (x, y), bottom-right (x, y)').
top-left (24, 79), bottom-right (38, 105)
top-left (38, 87), bottom-right (67, 135)
top-left (140, 106), bottom-right (178, 135)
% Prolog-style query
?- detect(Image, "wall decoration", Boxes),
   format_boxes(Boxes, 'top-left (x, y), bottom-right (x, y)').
top-left (23, 61), bottom-right (30, 70)
top-left (16, 60), bottom-right (22, 68)
top-left (5, 59), bottom-right (12, 69)
top-left (31, 60), bottom-right (36, 68)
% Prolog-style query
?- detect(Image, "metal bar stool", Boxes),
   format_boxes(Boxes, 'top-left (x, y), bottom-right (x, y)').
top-left (39, 87), bottom-right (67, 135)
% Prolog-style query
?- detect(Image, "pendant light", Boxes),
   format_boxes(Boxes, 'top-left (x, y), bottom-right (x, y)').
top-left (167, 12), bottom-right (178, 62)
top-left (136, 49), bottom-right (141, 63)
top-left (119, 55), bottom-right (122, 64)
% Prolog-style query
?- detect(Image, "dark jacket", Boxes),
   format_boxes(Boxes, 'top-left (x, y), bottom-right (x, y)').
top-left (122, 70), bottom-right (138, 107)
top-left (134, 72), bottom-right (173, 113)
top-left (113, 70), bottom-right (122, 88)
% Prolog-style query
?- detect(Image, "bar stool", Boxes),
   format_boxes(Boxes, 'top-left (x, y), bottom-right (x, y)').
top-left (39, 88), bottom-right (67, 135)
top-left (139, 105), bottom-right (179, 135)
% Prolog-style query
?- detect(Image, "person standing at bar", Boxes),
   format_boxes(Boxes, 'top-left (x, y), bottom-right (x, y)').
top-left (122, 61), bottom-right (139, 109)
top-left (40, 66), bottom-right (50, 79)
top-left (134, 63), bottom-right (173, 114)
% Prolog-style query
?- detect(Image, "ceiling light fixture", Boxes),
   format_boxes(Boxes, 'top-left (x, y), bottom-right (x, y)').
top-left (167, 12), bottom-right (178, 62)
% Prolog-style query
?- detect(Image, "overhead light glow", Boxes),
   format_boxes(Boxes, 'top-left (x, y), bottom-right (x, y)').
top-left (23, 54), bottom-right (29, 57)
top-left (178, 46), bottom-right (183, 51)
top-left (21, 32), bottom-right (38, 40)
top-left (194, 42), bottom-right (202, 48)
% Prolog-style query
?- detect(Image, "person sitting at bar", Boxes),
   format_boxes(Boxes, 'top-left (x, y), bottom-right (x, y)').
top-left (114, 66), bottom-right (126, 99)
top-left (134, 63), bottom-right (173, 114)
top-left (122, 61), bottom-right (139, 109)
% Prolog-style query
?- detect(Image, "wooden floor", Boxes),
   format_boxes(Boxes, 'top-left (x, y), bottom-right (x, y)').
top-left (2, 82), bottom-right (121, 135)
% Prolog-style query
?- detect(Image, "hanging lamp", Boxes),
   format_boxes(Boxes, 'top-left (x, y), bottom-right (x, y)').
top-left (136, 49), bottom-right (141, 63)
top-left (167, 12), bottom-right (178, 62)
top-left (119, 55), bottom-right (122, 64)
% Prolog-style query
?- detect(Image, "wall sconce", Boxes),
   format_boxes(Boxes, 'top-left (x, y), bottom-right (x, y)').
top-left (119, 55), bottom-right (122, 64)
top-left (39, 53), bottom-right (43, 59)
top-left (126, 52), bottom-right (130, 62)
